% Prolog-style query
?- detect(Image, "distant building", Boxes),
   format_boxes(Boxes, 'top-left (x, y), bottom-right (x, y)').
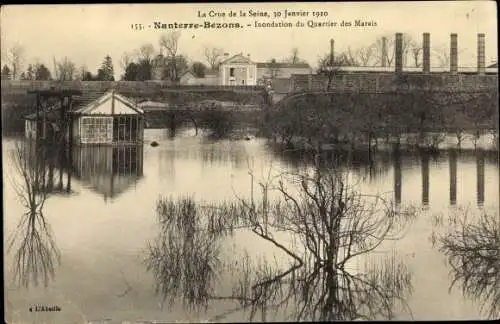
top-left (179, 70), bottom-right (219, 85)
top-left (256, 62), bottom-right (312, 81)
top-left (70, 90), bottom-right (144, 145)
top-left (218, 53), bottom-right (258, 86)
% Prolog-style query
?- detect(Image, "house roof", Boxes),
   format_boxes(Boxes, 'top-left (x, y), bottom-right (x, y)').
top-left (219, 53), bottom-right (255, 65)
top-left (23, 89), bottom-right (142, 120)
top-left (487, 62), bottom-right (497, 68)
top-left (256, 62), bottom-right (311, 69)
top-left (180, 71), bottom-right (195, 78)
top-left (270, 78), bottom-right (292, 94)
top-left (72, 90), bottom-right (143, 115)
top-left (138, 100), bottom-right (169, 109)
top-left (205, 69), bottom-right (219, 76)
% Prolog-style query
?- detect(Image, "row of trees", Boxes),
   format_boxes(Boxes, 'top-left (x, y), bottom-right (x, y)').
top-left (119, 32), bottom-right (226, 81)
top-left (316, 33), bottom-right (461, 72)
top-left (1, 43), bottom-right (116, 82)
top-left (0, 32), bottom-right (482, 83)
top-left (265, 90), bottom-right (498, 151)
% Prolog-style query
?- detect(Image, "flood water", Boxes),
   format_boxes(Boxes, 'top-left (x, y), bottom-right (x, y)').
top-left (3, 129), bottom-right (499, 323)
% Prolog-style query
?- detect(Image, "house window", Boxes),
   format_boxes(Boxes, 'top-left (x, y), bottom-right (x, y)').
top-left (229, 68), bottom-right (235, 77)
top-left (80, 117), bottom-right (113, 143)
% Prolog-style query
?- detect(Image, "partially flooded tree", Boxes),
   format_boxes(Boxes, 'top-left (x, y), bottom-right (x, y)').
top-left (6, 141), bottom-right (61, 288)
top-left (145, 155), bottom-right (417, 321)
top-left (434, 207), bottom-right (499, 319)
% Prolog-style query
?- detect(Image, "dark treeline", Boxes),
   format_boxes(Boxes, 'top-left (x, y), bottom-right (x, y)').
top-left (262, 90), bottom-right (498, 150)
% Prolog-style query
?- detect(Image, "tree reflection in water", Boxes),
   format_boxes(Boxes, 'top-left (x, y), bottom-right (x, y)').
top-left (6, 141), bottom-right (61, 288)
top-left (436, 207), bottom-right (499, 319)
top-left (145, 159), bottom-right (417, 321)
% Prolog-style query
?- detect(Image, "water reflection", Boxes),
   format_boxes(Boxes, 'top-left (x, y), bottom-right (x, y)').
top-left (144, 165), bottom-right (416, 321)
top-left (421, 151), bottom-right (430, 207)
top-left (449, 149), bottom-right (457, 206)
top-left (434, 208), bottom-right (499, 319)
top-left (71, 145), bottom-right (144, 200)
top-left (270, 145), bottom-right (498, 208)
top-left (476, 149), bottom-right (485, 208)
top-left (394, 148), bottom-right (402, 205)
top-left (6, 141), bottom-right (62, 288)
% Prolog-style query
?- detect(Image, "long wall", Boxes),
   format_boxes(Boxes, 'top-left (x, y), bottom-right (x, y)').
top-left (1, 80), bottom-right (265, 95)
top-left (290, 73), bottom-right (498, 93)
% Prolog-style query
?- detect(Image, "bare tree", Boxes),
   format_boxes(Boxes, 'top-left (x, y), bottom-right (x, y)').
top-left (203, 45), bottom-right (224, 69)
top-left (137, 44), bottom-right (155, 63)
top-left (6, 142), bottom-right (61, 288)
top-left (434, 207), bottom-right (499, 319)
top-left (373, 36), bottom-right (394, 67)
top-left (145, 157), bottom-right (417, 321)
top-left (432, 43), bottom-right (465, 68)
top-left (4, 43), bottom-right (25, 80)
top-left (55, 57), bottom-right (76, 81)
top-left (159, 31), bottom-right (182, 81)
top-left (352, 44), bottom-right (378, 66)
top-left (120, 51), bottom-right (133, 72)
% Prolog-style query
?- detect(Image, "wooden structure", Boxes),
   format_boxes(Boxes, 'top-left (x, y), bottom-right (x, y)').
top-left (70, 90), bottom-right (144, 145)
top-left (23, 89), bottom-right (82, 141)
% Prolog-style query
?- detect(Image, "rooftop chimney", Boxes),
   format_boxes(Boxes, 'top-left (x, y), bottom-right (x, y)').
top-left (330, 39), bottom-right (335, 66)
top-left (423, 33), bottom-right (430, 73)
top-left (477, 33), bottom-right (485, 74)
top-left (450, 33), bottom-right (458, 74)
top-left (381, 37), bottom-right (387, 67)
top-left (395, 33), bottom-right (403, 73)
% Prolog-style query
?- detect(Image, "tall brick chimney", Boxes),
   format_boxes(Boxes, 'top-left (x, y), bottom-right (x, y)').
top-left (477, 33), bottom-right (485, 74)
top-left (450, 33), bottom-right (458, 74)
top-left (395, 33), bottom-right (403, 73)
top-left (381, 37), bottom-right (387, 67)
top-left (423, 33), bottom-right (430, 73)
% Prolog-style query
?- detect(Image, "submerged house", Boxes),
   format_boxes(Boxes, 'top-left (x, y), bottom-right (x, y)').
top-left (71, 90), bottom-right (144, 145)
top-left (23, 90), bottom-right (145, 145)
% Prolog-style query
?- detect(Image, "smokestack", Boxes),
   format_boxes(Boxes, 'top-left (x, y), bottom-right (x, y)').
top-left (330, 39), bottom-right (335, 66)
top-left (381, 37), bottom-right (387, 67)
top-left (395, 33), bottom-right (403, 73)
top-left (450, 33), bottom-right (458, 74)
top-left (477, 33), bottom-right (485, 74)
top-left (423, 33), bottom-right (430, 73)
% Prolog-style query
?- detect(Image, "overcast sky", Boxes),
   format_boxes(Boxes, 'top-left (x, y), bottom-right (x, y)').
top-left (1, 1), bottom-right (497, 79)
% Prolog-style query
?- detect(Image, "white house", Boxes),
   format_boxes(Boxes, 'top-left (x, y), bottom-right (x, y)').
top-left (218, 53), bottom-right (258, 86)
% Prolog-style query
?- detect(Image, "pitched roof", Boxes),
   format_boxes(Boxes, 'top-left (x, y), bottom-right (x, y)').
top-left (487, 62), bottom-right (497, 68)
top-left (219, 53), bottom-right (255, 65)
top-left (256, 62), bottom-right (311, 69)
top-left (180, 71), bottom-right (195, 78)
top-left (72, 90), bottom-right (143, 115)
